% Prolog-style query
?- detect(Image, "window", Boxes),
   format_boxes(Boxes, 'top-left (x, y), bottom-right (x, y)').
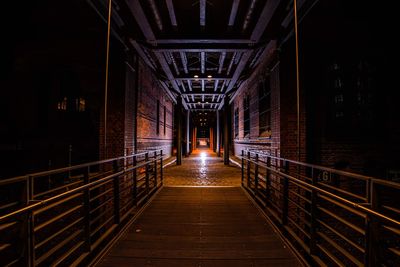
top-left (164, 105), bottom-right (166, 135)
top-left (243, 94), bottom-right (250, 137)
top-left (234, 108), bottom-right (239, 137)
top-left (259, 77), bottom-right (271, 138)
top-left (156, 100), bottom-right (160, 135)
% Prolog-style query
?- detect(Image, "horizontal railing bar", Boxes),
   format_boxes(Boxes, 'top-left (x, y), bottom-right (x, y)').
top-left (317, 182), bottom-right (366, 202)
top-left (317, 231), bottom-right (363, 266)
top-left (242, 156), bottom-right (400, 227)
top-left (318, 194), bottom-right (367, 218)
top-left (0, 201), bottom-right (20, 212)
top-left (34, 180), bottom-right (84, 199)
top-left (34, 193), bottom-right (83, 215)
top-left (317, 243), bottom-right (345, 266)
top-left (53, 240), bottom-right (85, 267)
top-left (34, 204), bottom-right (83, 233)
top-left (317, 206), bottom-right (365, 235)
top-left (90, 216), bottom-right (114, 238)
top-left (243, 151), bottom-right (374, 181)
top-left (35, 229), bottom-right (83, 266)
top-left (317, 219), bottom-right (365, 253)
top-left (35, 217), bottom-right (84, 250)
top-left (285, 225), bottom-right (311, 254)
top-left (286, 216), bottom-right (311, 239)
top-left (0, 221), bottom-right (18, 231)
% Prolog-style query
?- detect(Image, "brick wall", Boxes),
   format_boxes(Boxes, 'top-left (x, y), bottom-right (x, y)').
top-left (136, 61), bottom-right (174, 158)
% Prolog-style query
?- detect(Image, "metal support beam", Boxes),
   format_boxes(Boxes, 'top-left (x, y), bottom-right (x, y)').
top-left (148, 0), bottom-right (163, 31)
top-left (176, 97), bottom-right (182, 165)
top-left (251, 0), bottom-right (281, 42)
top-left (218, 52), bottom-right (226, 74)
top-left (228, 0), bottom-right (241, 26)
top-left (242, 0), bottom-right (257, 31)
top-left (128, 0), bottom-right (156, 41)
top-left (216, 110), bottom-right (220, 156)
top-left (201, 52), bottom-right (206, 74)
top-left (227, 52), bottom-right (236, 75)
top-left (166, 0), bottom-right (178, 27)
top-left (223, 95), bottom-right (230, 165)
top-left (155, 52), bottom-right (181, 93)
top-left (187, 80), bottom-right (192, 91)
top-left (201, 79), bottom-right (205, 92)
top-left (225, 50), bottom-right (253, 94)
top-left (200, 0), bottom-right (206, 26)
top-left (180, 52), bottom-right (188, 74)
top-left (129, 40), bottom-right (155, 70)
top-left (214, 80), bottom-right (219, 92)
top-left (186, 110), bottom-right (190, 156)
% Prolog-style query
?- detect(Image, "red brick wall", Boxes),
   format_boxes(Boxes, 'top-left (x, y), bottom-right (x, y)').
top-left (136, 61), bottom-right (174, 157)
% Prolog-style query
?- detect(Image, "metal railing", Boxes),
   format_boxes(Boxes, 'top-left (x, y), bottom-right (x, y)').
top-left (0, 150), bottom-right (164, 266)
top-left (241, 150), bottom-right (400, 267)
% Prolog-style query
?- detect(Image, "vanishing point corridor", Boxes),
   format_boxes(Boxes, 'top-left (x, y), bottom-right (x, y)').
top-left (1, 0), bottom-right (399, 266)
top-left (98, 149), bottom-right (300, 266)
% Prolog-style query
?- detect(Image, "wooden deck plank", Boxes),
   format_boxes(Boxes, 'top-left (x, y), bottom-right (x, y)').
top-left (98, 187), bottom-right (300, 266)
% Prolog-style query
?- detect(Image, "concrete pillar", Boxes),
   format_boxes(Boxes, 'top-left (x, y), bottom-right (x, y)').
top-left (176, 97), bottom-right (182, 165)
top-left (216, 110), bottom-right (220, 156)
top-left (223, 95), bottom-right (230, 165)
top-left (186, 109), bottom-right (190, 156)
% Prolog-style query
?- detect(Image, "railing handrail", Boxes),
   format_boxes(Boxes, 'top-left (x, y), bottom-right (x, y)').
top-left (242, 150), bottom-right (391, 185)
top-left (0, 152), bottom-right (163, 222)
top-left (242, 155), bottom-right (400, 227)
top-left (0, 149), bottom-right (163, 186)
top-left (0, 156), bottom-right (163, 223)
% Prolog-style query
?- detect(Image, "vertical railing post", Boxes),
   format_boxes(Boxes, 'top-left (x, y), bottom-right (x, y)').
top-left (266, 157), bottom-right (271, 204)
top-left (254, 153), bottom-right (259, 197)
top-left (113, 160), bottom-right (120, 224)
top-left (133, 155), bottom-right (137, 206)
top-left (160, 150), bottom-right (163, 186)
top-left (154, 151), bottom-right (158, 188)
top-left (310, 167), bottom-right (318, 255)
top-left (247, 151), bottom-right (251, 189)
top-left (281, 160), bottom-right (289, 225)
top-left (241, 150), bottom-right (244, 186)
top-left (83, 167), bottom-right (91, 252)
top-left (27, 176), bottom-right (35, 267)
top-left (366, 181), bottom-right (378, 266)
top-left (145, 152), bottom-right (150, 198)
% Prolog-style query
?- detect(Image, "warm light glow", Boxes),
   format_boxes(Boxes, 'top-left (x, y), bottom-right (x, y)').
top-left (194, 75), bottom-right (199, 78)
top-left (207, 75), bottom-right (212, 78)
top-left (200, 152), bottom-right (207, 163)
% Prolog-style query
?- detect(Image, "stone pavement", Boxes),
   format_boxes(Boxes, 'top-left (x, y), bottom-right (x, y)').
top-left (163, 149), bottom-right (241, 187)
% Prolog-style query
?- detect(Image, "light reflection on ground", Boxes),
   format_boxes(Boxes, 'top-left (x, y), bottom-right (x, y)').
top-left (163, 148), bottom-right (241, 186)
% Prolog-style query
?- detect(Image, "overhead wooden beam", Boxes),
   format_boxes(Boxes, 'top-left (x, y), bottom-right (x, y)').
top-left (228, 0), bottom-right (241, 26)
top-left (251, 0), bottom-right (281, 42)
top-left (128, 0), bottom-right (156, 41)
top-left (165, 0), bottom-right (178, 27)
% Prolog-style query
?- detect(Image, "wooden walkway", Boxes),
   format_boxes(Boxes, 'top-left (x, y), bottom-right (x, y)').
top-left (98, 187), bottom-right (301, 266)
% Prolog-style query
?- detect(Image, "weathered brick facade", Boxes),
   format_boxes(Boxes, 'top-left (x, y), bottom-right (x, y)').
top-left (231, 40), bottom-right (306, 163)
